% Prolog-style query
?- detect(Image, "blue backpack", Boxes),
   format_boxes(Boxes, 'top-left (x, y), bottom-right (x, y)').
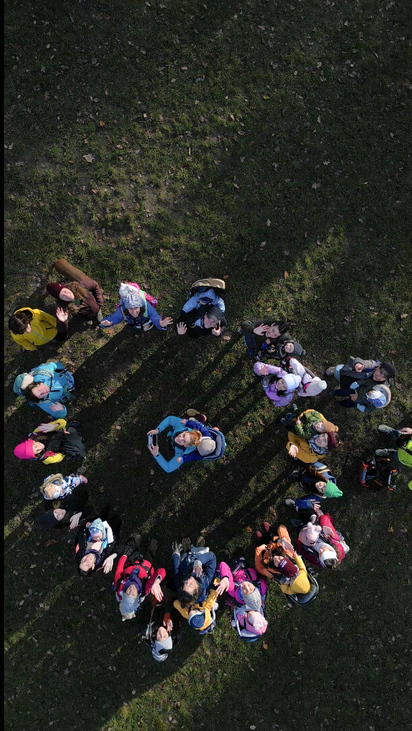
top-left (202, 427), bottom-right (226, 461)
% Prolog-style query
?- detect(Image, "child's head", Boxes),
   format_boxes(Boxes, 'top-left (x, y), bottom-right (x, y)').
top-left (88, 526), bottom-right (103, 541)
top-left (276, 373), bottom-right (301, 394)
top-left (119, 283), bottom-right (145, 312)
top-left (366, 388), bottom-right (388, 409)
top-left (14, 439), bottom-right (45, 460)
top-left (126, 306), bottom-right (141, 318)
top-left (40, 474), bottom-right (65, 499)
top-left (152, 630), bottom-right (173, 661)
top-left (8, 310), bottom-right (33, 334)
top-left (313, 433), bottom-right (328, 449)
top-left (119, 580), bottom-right (142, 620)
top-left (240, 581), bottom-right (256, 597)
top-left (197, 437), bottom-right (215, 456)
top-left (318, 543), bottom-right (338, 568)
top-left (43, 483), bottom-right (63, 500)
top-left (245, 610), bottom-right (268, 633)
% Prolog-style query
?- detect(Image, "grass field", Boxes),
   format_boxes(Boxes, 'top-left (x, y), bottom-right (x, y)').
top-left (4, 1), bottom-right (412, 730)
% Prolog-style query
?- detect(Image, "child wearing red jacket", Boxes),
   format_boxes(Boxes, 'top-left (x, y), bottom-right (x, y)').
top-left (113, 534), bottom-right (166, 621)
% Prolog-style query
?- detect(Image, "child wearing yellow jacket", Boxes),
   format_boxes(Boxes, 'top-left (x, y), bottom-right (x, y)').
top-left (8, 307), bottom-right (68, 350)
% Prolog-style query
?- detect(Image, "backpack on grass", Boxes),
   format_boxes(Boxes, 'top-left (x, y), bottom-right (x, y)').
top-left (359, 453), bottom-right (399, 492)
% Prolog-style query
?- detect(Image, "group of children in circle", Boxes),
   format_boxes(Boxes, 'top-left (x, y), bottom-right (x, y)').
top-left (9, 258), bottom-right (411, 658)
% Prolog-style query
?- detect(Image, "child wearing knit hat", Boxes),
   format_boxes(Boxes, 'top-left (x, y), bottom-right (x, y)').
top-left (100, 282), bottom-right (173, 333)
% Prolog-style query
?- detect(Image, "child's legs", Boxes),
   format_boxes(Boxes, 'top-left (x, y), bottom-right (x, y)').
top-left (333, 387), bottom-right (352, 397)
top-left (338, 398), bottom-right (358, 408)
top-left (333, 365), bottom-right (344, 383)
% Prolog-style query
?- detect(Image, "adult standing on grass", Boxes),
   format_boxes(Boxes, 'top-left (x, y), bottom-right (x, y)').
top-left (254, 358), bottom-right (327, 406)
top-left (240, 317), bottom-right (305, 360)
top-left (13, 360), bottom-right (75, 419)
top-left (326, 358), bottom-right (395, 412)
top-left (377, 424), bottom-right (412, 489)
top-left (45, 257), bottom-right (104, 323)
top-left (75, 505), bottom-right (123, 578)
top-left (37, 477), bottom-right (93, 532)
top-left (100, 282), bottom-right (173, 333)
top-left (172, 537), bottom-right (219, 633)
top-left (8, 306), bottom-right (68, 350)
top-left (175, 278), bottom-right (227, 338)
top-left (147, 415), bottom-right (225, 472)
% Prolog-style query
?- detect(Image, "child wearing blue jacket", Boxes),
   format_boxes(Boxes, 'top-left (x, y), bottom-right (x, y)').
top-left (147, 416), bottom-right (220, 473)
top-left (100, 283), bottom-right (173, 333)
top-left (13, 361), bottom-right (75, 418)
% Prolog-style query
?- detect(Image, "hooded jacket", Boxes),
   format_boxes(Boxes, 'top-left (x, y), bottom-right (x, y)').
top-left (291, 410), bottom-right (339, 440)
top-left (46, 277), bottom-right (103, 317)
top-left (339, 357), bottom-right (381, 388)
top-left (286, 432), bottom-right (331, 463)
top-left (153, 416), bottom-right (218, 473)
top-left (296, 513), bottom-right (347, 568)
top-left (10, 308), bottom-right (59, 350)
top-left (113, 554), bottom-right (165, 604)
top-left (254, 362), bottom-right (301, 407)
top-left (240, 318), bottom-right (292, 357)
top-left (218, 562), bottom-right (268, 605)
top-left (13, 361), bottom-right (74, 418)
top-left (356, 383), bottom-right (391, 413)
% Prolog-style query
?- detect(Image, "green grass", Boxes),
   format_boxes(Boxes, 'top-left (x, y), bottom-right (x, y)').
top-left (4, 0), bottom-right (412, 730)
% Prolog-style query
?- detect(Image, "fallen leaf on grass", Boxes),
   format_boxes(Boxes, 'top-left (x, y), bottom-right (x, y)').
top-left (400, 313), bottom-right (408, 319)
top-left (83, 153), bottom-right (95, 163)
top-left (45, 539), bottom-right (58, 547)
top-left (222, 335), bottom-right (231, 341)
top-left (284, 271), bottom-right (289, 279)
top-left (262, 641), bottom-right (269, 650)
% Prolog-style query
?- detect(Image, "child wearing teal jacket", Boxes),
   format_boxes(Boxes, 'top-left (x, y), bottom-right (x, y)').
top-left (13, 361), bottom-right (75, 418)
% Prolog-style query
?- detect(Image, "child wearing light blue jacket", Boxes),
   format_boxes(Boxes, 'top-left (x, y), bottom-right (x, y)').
top-left (13, 361), bottom-right (75, 418)
top-left (147, 416), bottom-right (219, 473)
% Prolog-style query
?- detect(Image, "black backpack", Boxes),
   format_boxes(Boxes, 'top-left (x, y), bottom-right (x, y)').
top-left (359, 453), bottom-right (399, 491)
